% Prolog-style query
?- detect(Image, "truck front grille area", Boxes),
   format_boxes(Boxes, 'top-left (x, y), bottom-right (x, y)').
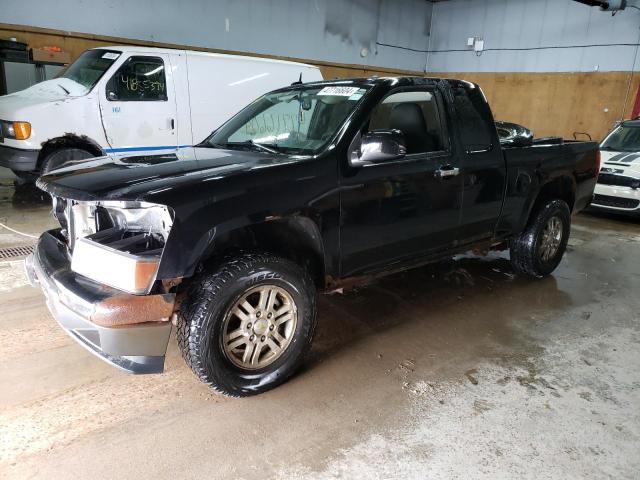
top-left (596, 173), bottom-right (640, 189)
top-left (592, 194), bottom-right (640, 209)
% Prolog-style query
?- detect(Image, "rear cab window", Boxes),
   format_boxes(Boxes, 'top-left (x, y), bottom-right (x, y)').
top-left (452, 84), bottom-right (494, 153)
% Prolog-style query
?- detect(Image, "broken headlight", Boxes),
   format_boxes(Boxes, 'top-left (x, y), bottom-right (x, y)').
top-left (65, 200), bottom-right (173, 295)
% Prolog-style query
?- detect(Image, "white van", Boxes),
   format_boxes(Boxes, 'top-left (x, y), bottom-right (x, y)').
top-left (0, 46), bottom-right (322, 179)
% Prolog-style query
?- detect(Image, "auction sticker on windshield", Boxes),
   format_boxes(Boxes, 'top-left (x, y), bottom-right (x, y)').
top-left (317, 86), bottom-right (360, 96)
top-left (102, 52), bottom-right (120, 60)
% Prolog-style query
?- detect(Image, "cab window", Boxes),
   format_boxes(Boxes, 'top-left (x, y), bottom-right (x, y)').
top-left (452, 85), bottom-right (493, 152)
top-left (106, 56), bottom-right (167, 101)
top-left (368, 90), bottom-right (445, 154)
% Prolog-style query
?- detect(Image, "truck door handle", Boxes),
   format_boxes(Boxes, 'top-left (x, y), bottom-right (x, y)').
top-left (434, 166), bottom-right (460, 179)
top-left (170, 118), bottom-right (175, 130)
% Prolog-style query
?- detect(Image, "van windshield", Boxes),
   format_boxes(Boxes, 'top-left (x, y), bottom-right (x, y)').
top-left (56, 49), bottom-right (121, 93)
top-left (203, 84), bottom-right (370, 155)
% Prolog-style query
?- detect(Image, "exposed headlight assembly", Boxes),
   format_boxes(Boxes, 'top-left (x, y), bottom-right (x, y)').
top-left (67, 201), bottom-right (173, 295)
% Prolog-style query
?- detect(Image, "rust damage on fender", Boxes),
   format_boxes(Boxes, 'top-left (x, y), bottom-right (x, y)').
top-left (92, 293), bottom-right (176, 327)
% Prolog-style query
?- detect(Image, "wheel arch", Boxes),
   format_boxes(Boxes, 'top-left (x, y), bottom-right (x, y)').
top-left (195, 216), bottom-right (328, 289)
top-left (37, 133), bottom-right (105, 169)
top-left (522, 175), bottom-right (576, 230)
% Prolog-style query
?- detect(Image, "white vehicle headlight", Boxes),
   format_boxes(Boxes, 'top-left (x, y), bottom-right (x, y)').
top-left (64, 200), bottom-right (173, 295)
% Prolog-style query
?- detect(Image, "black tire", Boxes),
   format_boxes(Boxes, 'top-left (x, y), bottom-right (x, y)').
top-left (510, 199), bottom-right (571, 278)
top-left (40, 148), bottom-right (94, 175)
top-left (176, 253), bottom-right (317, 397)
top-left (12, 170), bottom-right (37, 185)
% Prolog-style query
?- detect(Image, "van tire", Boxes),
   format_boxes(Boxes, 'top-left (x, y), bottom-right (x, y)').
top-left (40, 148), bottom-right (94, 175)
top-left (176, 253), bottom-right (317, 397)
top-left (12, 170), bottom-right (37, 185)
top-left (510, 199), bottom-right (571, 278)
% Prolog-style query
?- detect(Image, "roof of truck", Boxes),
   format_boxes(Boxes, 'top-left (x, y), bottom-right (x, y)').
top-left (92, 45), bottom-right (318, 68)
top-left (270, 76), bottom-right (468, 92)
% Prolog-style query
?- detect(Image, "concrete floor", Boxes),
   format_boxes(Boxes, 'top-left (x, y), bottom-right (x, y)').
top-left (1, 179), bottom-right (639, 479)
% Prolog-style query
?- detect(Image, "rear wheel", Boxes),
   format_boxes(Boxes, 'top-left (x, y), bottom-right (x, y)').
top-left (40, 147), bottom-right (94, 175)
top-left (510, 199), bottom-right (571, 278)
top-left (176, 253), bottom-right (317, 397)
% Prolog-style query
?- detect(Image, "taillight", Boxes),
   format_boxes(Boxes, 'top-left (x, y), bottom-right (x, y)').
top-left (595, 149), bottom-right (601, 177)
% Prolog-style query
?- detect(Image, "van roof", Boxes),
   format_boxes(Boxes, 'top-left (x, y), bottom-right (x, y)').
top-left (93, 45), bottom-right (317, 69)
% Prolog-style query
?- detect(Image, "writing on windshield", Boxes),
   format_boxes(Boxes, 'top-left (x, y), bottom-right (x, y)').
top-left (205, 85), bottom-right (370, 154)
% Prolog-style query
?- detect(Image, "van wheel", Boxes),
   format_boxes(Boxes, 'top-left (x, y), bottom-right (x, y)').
top-left (510, 199), bottom-right (571, 278)
top-left (12, 170), bottom-right (37, 185)
top-left (176, 253), bottom-right (317, 397)
top-left (40, 148), bottom-right (94, 175)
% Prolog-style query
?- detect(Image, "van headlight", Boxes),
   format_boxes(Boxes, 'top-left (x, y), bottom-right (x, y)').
top-left (0, 120), bottom-right (31, 139)
top-left (66, 200), bottom-right (173, 295)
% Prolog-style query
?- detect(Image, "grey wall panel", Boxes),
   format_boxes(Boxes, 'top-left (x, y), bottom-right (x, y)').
top-left (427, 0), bottom-right (640, 72)
top-left (2, 0), bottom-right (432, 72)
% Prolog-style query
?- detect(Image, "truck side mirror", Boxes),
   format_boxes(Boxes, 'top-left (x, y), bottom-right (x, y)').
top-left (349, 129), bottom-right (407, 167)
top-left (107, 90), bottom-right (118, 101)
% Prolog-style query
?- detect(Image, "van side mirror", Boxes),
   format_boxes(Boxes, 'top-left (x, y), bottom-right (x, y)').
top-left (107, 90), bottom-right (118, 101)
top-left (350, 129), bottom-right (407, 167)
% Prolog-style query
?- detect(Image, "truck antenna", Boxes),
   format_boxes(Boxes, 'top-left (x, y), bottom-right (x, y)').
top-left (291, 73), bottom-right (303, 86)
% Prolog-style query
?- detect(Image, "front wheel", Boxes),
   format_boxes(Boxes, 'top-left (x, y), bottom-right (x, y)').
top-left (12, 170), bottom-right (37, 185)
top-left (40, 147), bottom-right (94, 175)
top-left (176, 253), bottom-right (317, 397)
top-left (510, 199), bottom-right (571, 278)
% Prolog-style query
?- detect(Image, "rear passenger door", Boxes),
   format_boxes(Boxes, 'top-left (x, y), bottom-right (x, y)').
top-left (99, 54), bottom-right (178, 153)
top-left (451, 83), bottom-right (506, 244)
top-left (339, 87), bottom-right (463, 276)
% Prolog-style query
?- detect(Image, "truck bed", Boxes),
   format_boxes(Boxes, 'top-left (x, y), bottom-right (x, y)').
top-left (496, 139), bottom-right (599, 239)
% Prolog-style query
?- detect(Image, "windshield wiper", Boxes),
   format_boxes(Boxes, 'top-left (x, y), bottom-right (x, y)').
top-left (57, 83), bottom-right (70, 95)
top-left (213, 140), bottom-right (281, 154)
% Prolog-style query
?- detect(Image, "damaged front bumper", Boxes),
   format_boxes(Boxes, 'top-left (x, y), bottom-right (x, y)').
top-left (25, 230), bottom-right (175, 374)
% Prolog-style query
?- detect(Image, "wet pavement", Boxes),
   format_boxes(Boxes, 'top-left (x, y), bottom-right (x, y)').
top-left (0, 178), bottom-right (639, 479)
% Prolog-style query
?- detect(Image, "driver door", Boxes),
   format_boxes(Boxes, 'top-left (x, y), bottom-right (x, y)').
top-left (99, 54), bottom-right (178, 153)
top-left (339, 88), bottom-right (463, 277)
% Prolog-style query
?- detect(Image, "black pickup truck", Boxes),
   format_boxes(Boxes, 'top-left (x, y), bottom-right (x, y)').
top-left (27, 77), bottom-right (599, 396)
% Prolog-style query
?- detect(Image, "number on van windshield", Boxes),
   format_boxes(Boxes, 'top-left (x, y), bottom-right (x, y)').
top-left (106, 56), bottom-right (167, 102)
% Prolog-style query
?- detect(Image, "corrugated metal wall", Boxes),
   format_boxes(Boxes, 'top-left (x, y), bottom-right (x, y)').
top-left (426, 0), bottom-right (640, 72)
top-left (1, 0), bottom-right (432, 72)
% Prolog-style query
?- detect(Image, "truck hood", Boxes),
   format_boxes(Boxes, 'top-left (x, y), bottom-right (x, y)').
top-left (37, 147), bottom-right (304, 203)
top-left (0, 78), bottom-right (88, 118)
top-left (601, 149), bottom-right (640, 178)
top-left (601, 149), bottom-right (640, 165)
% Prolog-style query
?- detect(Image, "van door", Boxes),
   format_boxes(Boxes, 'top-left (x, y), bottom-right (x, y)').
top-left (99, 54), bottom-right (178, 154)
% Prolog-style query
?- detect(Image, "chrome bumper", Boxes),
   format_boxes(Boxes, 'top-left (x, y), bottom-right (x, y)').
top-left (25, 230), bottom-right (174, 374)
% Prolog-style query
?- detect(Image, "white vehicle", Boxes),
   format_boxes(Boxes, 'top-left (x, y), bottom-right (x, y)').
top-left (592, 119), bottom-right (640, 216)
top-left (0, 46), bottom-right (322, 181)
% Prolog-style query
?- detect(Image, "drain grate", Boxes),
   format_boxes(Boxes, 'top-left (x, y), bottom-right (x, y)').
top-left (0, 244), bottom-right (35, 259)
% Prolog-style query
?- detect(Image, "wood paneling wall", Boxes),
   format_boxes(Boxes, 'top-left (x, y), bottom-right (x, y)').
top-left (428, 72), bottom-right (639, 141)
top-left (1, 23), bottom-right (637, 141)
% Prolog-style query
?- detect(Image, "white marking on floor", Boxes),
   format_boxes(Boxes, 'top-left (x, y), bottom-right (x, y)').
top-left (0, 260), bottom-right (29, 292)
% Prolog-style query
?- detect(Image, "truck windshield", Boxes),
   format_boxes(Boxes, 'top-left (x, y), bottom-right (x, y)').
top-left (601, 124), bottom-right (640, 152)
top-left (203, 84), bottom-right (370, 154)
top-left (56, 49), bottom-right (121, 93)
